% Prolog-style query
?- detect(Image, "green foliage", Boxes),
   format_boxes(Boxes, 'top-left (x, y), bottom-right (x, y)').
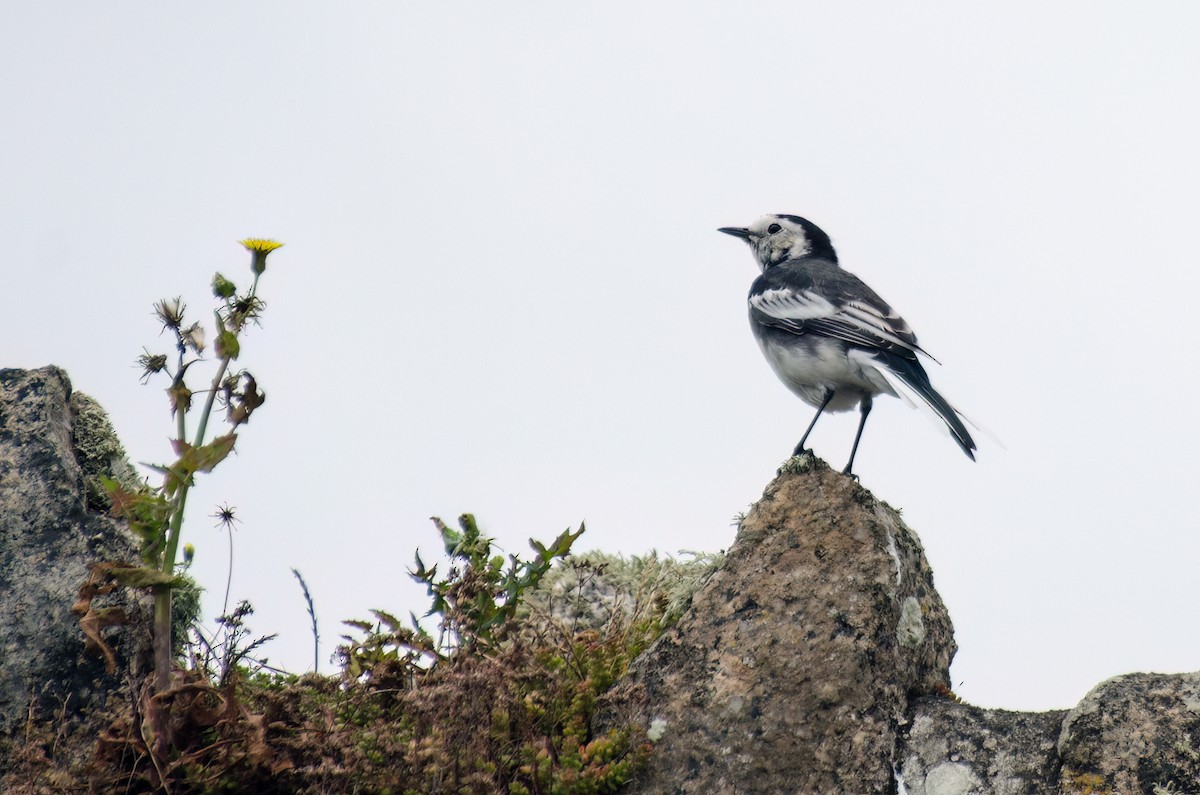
top-left (32, 516), bottom-right (721, 792)
top-left (97, 238), bottom-right (280, 698)
top-left (342, 515), bottom-right (583, 679)
top-left (325, 517), bottom-right (676, 794)
top-left (46, 234), bottom-right (725, 794)
top-left (65, 239), bottom-right (284, 791)
top-left (414, 513), bottom-right (584, 651)
top-left (101, 475), bottom-right (172, 564)
top-left (146, 433), bottom-right (239, 498)
top-left (339, 608), bottom-right (438, 681)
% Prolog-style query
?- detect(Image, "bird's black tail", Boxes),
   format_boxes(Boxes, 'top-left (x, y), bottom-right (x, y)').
top-left (874, 354), bottom-right (977, 459)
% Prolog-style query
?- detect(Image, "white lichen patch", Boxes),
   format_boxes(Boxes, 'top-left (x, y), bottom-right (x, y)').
top-left (648, 718), bottom-right (668, 742)
top-left (897, 596), bottom-right (926, 648)
top-left (925, 761), bottom-right (981, 795)
top-left (886, 529), bottom-right (903, 586)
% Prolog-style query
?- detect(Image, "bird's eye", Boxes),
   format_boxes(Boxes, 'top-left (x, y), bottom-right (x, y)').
top-left (767, 223), bottom-right (782, 234)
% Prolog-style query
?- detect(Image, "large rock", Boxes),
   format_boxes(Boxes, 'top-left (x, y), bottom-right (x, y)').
top-left (603, 453), bottom-right (957, 794)
top-left (601, 453), bottom-right (1200, 794)
top-left (0, 366), bottom-right (146, 734)
top-left (1056, 672), bottom-right (1200, 794)
top-left (898, 673), bottom-right (1200, 794)
top-left (898, 697), bottom-right (1067, 794)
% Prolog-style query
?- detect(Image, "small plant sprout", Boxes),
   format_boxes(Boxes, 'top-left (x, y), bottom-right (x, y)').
top-left (98, 238), bottom-right (282, 705)
top-left (414, 514), bottom-right (584, 654)
top-left (291, 568), bottom-right (320, 673)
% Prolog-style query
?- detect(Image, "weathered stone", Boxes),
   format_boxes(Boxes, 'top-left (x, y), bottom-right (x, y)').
top-left (602, 453), bottom-right (956, 794)
top-left (1057, 672), bottom-right (1200, 794)
top-left (69, 391), bottom-right (142, 514)
top-left (898, 696), bottom-right (1066, 794)
top-left (0, 366), bottom-right (147, 734)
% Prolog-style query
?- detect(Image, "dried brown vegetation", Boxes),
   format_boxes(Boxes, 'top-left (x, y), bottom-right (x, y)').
top-left (1, 519), bottom-right (719, 794)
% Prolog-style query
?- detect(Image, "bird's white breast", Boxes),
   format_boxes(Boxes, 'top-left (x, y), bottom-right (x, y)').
top-left (756, 335), bottom-right (896, 412)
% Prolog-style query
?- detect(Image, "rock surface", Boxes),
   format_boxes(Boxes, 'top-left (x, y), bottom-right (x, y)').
top-left (1056, 672), bottom-right (1200, 794)
top-left (0, 366), bottom-right (146, 733)
top-left (898, 697), bottom-right (1067, 794)
top-left (602, 453), bottom-right (957, 794)
top-left (900, 673), bottom-right (1200, 794)
top-left (600, 453), bottom-right (1200, 794)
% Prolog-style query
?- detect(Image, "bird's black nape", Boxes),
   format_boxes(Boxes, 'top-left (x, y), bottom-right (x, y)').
top-left (776, 215), bottom-right (838, 263)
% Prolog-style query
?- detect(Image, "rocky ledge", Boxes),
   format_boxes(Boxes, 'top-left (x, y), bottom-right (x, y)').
top-left (600, 455), bottom-right (1200, 794)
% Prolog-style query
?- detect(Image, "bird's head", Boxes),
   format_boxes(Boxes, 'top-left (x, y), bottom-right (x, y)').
top-left (718, 214), bottom-right (837, 271)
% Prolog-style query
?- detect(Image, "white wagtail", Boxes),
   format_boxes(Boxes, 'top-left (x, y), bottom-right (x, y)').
top-left (719, 214), bottom-right (976, 475)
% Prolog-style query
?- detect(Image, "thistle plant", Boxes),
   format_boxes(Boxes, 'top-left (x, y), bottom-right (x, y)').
top-left (103, 238), bottom-right (280, 695)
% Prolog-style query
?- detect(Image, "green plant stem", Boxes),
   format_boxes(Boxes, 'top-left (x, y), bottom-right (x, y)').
top-left (153, 486), bottom-right (190, 691)
top-left (175, 345), bottom-right (188, 443)
top-left (152, 585), bottom-right (173, 693)
top-left (189, 271), bottom-right (258, 458)
top-left (154, 350), bottom-right (191, 693)
top-left (160, 342), bottom-right (235, 583)
top-left (191, 356), bottom-right (230, 454)
top-left (153, 271), bottom-right (260, 694)
top-left (153, 356), bottom-right (220, 694)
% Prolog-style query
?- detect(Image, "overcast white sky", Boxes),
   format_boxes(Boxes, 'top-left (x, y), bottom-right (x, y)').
top-left (3, 3), bottom-right (1199, 712)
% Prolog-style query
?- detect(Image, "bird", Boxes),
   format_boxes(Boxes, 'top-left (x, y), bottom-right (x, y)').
top-left (719, 214), bottom-right (976, 476)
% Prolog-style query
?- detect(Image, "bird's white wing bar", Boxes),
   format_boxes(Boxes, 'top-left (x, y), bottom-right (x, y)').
top-left (752, 287), bottom-right (931, 358)
top-left (838, 300), bottom-right (921, 353)
top-left (750, 288), bottom-right (838, 320)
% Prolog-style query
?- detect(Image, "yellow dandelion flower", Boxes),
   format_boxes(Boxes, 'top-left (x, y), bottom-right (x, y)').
top-left (239, 238), bottom-right (283, 275)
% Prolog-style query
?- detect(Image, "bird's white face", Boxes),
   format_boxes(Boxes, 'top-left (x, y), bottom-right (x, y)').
top-left (740, 216), bottom-right (815, 271)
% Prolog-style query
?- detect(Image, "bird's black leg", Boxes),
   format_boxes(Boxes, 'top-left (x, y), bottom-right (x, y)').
top-left (794, 388), bottom-right (835, 456)
top-left (843, 396), bottom-right (872, 477)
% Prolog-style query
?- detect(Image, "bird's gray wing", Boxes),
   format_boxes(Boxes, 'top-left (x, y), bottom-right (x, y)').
top-left (749, 262), bottom-right (931, 359)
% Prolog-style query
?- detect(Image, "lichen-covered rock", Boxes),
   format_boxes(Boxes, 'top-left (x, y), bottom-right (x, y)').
top-left (1056, 672), bottom-right (1200, 794)
top-left (523, 550), bottom-right (725, 632)
top-left (898, 696), bottom-right (1066, 794)
top-left (0, 366), bottom-right (147, 734)
top-left (601, 453), bottom-right (957, 794)
top-left (70, 391), bottom-right (143, 513)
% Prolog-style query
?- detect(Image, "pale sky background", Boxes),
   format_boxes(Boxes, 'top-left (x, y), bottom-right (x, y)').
top-left (3, 3), bottom-right (1198, 712)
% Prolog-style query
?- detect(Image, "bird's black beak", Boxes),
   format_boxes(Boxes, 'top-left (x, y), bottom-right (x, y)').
top-left (718, 226), bottom-right (753, 240)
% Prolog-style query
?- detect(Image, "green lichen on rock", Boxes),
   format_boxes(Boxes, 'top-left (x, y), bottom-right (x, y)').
top-left (70, 391), bottom-right (142, 512)
top-left (522, 548), bottom-right (725, 634)
top-left (777, 450), bottom-right (819, 475)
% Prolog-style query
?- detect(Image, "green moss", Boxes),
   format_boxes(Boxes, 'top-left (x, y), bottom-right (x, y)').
top-left (70, 391), bottom-right (143, 512)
